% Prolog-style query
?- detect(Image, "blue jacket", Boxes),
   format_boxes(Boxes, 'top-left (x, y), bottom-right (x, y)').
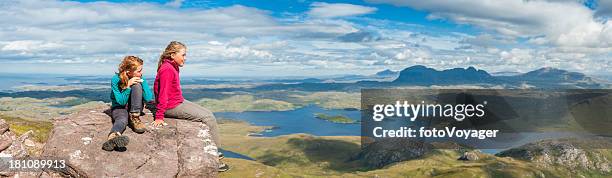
top-left (110, 74), bottom-right (153, 107)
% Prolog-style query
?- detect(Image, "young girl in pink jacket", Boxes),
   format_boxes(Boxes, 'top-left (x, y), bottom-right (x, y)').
top-left (153, 41), bottom-right (229, 172)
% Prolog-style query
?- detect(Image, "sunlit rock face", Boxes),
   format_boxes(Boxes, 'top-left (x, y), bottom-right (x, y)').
top-left (41, 105), bottom-right (219, 177)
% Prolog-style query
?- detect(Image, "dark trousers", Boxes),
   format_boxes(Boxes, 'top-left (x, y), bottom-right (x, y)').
top-left (110, 83), bottom-right (144, 133)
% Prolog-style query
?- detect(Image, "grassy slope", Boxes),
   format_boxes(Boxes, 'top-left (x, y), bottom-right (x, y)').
top-left (0, 114), bottom-right (53, 143)
top-left (0, 97), bottom-right (104, 120)
top-left (197, 95), bottom-right (296, 112)
top-left (0, 97), bottom-right (106, 156)
top-left (219, 120), bottom-right (571, 178)
top-left (197, 91), bottom-right (361, 112)
top-left (290, 92), bottom-right (360, 110)
top-left (221, 158), bottom-right (293, 178)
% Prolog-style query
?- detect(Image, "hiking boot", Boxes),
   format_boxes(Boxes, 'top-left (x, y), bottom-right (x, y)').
top-left (129, 113), bottom-right (146, 134)
top-left (102, 132), bottom-right (129, 151)
top-left (218, 162), bottom-right (230, 172)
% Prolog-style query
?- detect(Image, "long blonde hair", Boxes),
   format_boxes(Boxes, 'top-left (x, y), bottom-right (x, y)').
top-left (118, 56), bottom-right (143, 89)
top-left (157, 41), bottom-right (186, 71)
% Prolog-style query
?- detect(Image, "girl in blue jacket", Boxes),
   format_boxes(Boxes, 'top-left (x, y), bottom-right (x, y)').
top-left (103, 56), bottom-right (154, 151)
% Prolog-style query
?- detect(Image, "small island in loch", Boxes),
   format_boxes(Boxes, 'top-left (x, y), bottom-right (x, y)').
top-left (314, 113), bottom-right (356, 124)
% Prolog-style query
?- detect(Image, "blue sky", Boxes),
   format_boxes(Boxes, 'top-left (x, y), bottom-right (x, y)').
top-left (0, 0), bottom-right (610, 77)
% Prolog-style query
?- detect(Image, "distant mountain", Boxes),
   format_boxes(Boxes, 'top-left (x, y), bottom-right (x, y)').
top-left (498, 67), bottom-right (601, 88)
top-left (513, 67), bottom-right (594, 83)
top-left (392, 65), bottom-right (498, 85)
top-left (375, 69), bottom-right (399, 77)
top-left (247, 65), bottom-right (606, 92)
top-left (387, 65), bottom-right (604, 88)
top-left (267, 78), bottom-right (323, 84)
top-left (331, 74), bottom-right (371, 82)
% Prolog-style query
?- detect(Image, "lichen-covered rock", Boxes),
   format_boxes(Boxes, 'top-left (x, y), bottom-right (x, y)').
top-left (40, 105), bottom-right (219, 177)
top-left (351, 138), bottom-right (433, 168)
top-left (0, 131), bottom-right (13, 152)
top-left (0, 119), bottom-right (35, 177)
top-left (458, 150), bottom-right (480, 161)
top-left (496, 138), bottom-right (612, 174)
top-left (0, 119), bottom-right (9, 134)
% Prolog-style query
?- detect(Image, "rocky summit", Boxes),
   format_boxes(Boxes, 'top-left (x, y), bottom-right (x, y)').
top-left (496, 138), bottom-right (612, 175)
top-left (40, 105), bottom-right (219, 177)
top-left (0, 119), bottom-right (33, 177)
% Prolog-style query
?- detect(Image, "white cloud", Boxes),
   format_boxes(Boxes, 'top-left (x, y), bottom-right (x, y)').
top-left (308, 2), bottom-right (377, 18)
top-left (394, 49), bottom-right (412, 60)
top-left (499, 48), bottom-right (533, 65)
top-left (0, 0), bottom-right (608, 77)
top-left (1, 40), bottom-right (63, 52)
top-left (0, 0), bottom-right (360, 73)
top-left (461, 34), bottom-right (512, 48)
top-left (194, 43), bottom-right (274, 60)
top-left (367, 0), bottom-right (612, 48)
top-left (166, 0), bottom-right (184, 8)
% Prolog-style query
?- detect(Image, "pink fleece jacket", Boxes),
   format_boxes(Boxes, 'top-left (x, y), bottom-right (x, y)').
top-left (154, 59), bottom-right (184, 120)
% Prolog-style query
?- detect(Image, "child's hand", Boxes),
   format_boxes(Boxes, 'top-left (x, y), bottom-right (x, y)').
top-left (127, 77), bottom-right (143, 87)
top-left (152, 120), bottom-right (167, 127)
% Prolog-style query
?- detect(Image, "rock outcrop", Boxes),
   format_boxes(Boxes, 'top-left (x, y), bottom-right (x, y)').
top-left (496, 138), bottom-right (612, 174)
top-left (351, 138), bottom-right (433, 168)
top-left (457, 150), bottom-right (480, 161)
top-left (0, 119), bottom-right (34, 177)
top-left (40, 105), bottom-right (219, 177)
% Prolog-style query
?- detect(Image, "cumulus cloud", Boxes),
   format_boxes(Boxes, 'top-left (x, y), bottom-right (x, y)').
top-left (460, 34), bottom-right (513, 48)
top-left (0, 0), bottom-right (364, 75)
top-left (191, 40), bottom-right (274, 61)
top-left (337, 31), bottom-right (382, 42)
top-left (308, 2), bottom-right (377, 18)
top-left (166, 0), bottom-right (184, 8)
top-left (1, 40), bottom-right (64, 52)
top-left (499, 48), bottom-right (533, 65)
top-left (0, 0), bottom-right (608, 76)
top-left (367, 0), bottom-right (612, 48)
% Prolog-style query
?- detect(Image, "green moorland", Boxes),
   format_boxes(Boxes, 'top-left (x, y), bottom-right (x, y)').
top-left (0, 97), bottom-right (104, 120)
top-left (196, 91), bottom-right (360, 112)
top-left (314, 113), bottom-right (356, 124)
top-left (218, 120), bottom-right (605, 178)
top-left (197, 95), bottom-right (297, 112)
top-left (290, 91), bottom-right (360, 110)
top-left (0, 97), bottom-right (106, 155)
top-left (0, 97), bottom-right (105, 141)
top-left (0, 114), bottom-right (53, 143)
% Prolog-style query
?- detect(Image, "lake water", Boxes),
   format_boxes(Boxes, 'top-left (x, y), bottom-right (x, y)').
top-left (0, 74), bottom-right (73, 92)
top-left (216, 105), bottom-right (361, 137)
top-left (215, 105), bottom-right (360, 160)
top-left (216, 106), bottom-right (595, 159)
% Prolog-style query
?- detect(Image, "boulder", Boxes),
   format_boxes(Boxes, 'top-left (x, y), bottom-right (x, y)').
top-left (0, 119), bottom-right (36, 177)
top-left (40, 105), bottom-right (220, 177)
top-left (351, 138), bottom-right (433, 168)
top-left (0, 119), bottom-right (9, 134)
top-left (458, 151), bottom-right (479, 161)
top-left (496, 138), bottom-right (612, 174)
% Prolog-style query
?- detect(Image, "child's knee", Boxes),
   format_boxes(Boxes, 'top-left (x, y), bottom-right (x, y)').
top-left (200, 110), bottom-right (215, 121)
top-left (198, 107), bottom-right (214, 117)
top-left (130, 82), bottom-right (142, 90)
